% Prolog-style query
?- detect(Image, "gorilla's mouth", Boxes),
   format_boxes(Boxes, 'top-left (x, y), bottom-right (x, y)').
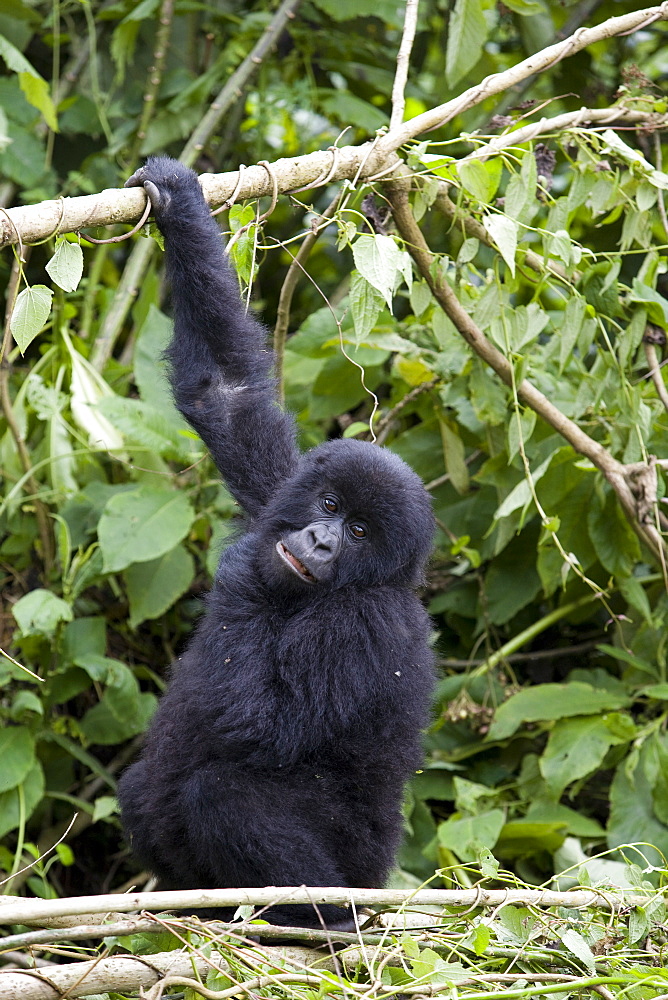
top-left (276, 542), bottom-right (316, 583)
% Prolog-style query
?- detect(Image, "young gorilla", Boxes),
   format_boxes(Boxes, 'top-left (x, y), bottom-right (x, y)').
top-left (117, 157), bottom-right (435, 928)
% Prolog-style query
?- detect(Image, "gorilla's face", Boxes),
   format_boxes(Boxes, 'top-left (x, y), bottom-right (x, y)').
top-left (257, 439), bottom-right (434, 593)
top-left (274, 489), bottom-right (369, 586)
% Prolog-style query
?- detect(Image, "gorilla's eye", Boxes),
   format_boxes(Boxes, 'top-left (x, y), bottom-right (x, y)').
top-left (349, 523), bottom-right (367, 539)
top-left (323, 496), bottom-right (339, 513)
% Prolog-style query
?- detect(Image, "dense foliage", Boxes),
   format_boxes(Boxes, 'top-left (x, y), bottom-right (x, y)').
top-left (1, 0), bottom-right (668, 945)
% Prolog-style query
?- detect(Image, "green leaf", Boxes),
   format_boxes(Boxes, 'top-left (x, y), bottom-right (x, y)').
top-left (45, 238), bottom-right (84, 292)
top-left (526, 800), bottom-right (604, 837)
top-left (488, 682), bottom-right (629, 741)
top-left (495, 454), bottom-right (553, 521)
top-left (495, 820), bottom-right (567, 858)
top-left (558, 295), bottom-right (586, 372)
top-left (483, 214), bottom-right (517, 276)
top-left (629, 279), bottom-right (668, 327)
top-left (457, 158), bottom-right (502, 204)
top-left (12, 588), bottom-right (73, 637)
top-left (588, 490), bottom-right (641, 577)
top-left (352, 234), bottom-right (405, 310)
top-left (349, 271), bottom-right (384, 344)
top-left (0, 762), bottom-right (44, 838)
top-left (124, 543), bottom-right (195, 627)
top-left (540, 714), bottom-right (635, 796)
top-left (608, 742), bottom-right (668, 869)
top-left (10, 285), bottom-right (53, 353)
top-left (98, 485), bottom-right (195, 573)
top-left (446, 0), bottom-right (486, 87)
top-left (437, 809), bottom-right (505, 862)
top-left (556, 928), bottom-right (596, 973)
top-left (470, 923), bottom-right (491, 956)
top-left (18, 71), bottom-right (57, 131)
top-left (507, 408), bottom-right (536, 462)
top-left (410, 280), bottom-right (432, 317)
top-left (601, 129), bottom-right (668, 190)
top-left (81, 691), bottom-right (157, 745)
top-left (92, 795), bottom-right (119, 823)
top-left (0, 34), bottom-right (57, 130)
top-left (311, 0), bottom-right (401, 22)
top-left (439, 418), bottom-right (469, 495)
top-left (0, 726), bottom-right (35, 792)
top-left (502, 0), bottom-right (544, 14)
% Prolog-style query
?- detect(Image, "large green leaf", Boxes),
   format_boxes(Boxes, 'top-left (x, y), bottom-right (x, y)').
top-left (0, 762), bottom-right (44, 838)
top-left (540, 713), bottom-right (635, 796)
top-left (12, 588), bottom-right (73, 637)
top-left (125, 543), bottom-right (195, 627)
top-left (436, 809), bottom-right (505, 862)
top-left (0, 726), bottom-right (35, 792)
top-left (98, 485), bottom-right (195, 573)
top-left (488, 682), bottom-right (630, 741)
top-left (445, 0), bottom-right (486, 87)
top-left (10, 285), bottom-right (53, 354)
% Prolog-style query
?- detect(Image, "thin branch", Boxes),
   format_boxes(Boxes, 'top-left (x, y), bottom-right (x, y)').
top-left (390, 0), bottom-right (420, 132)
top-left (373, 4), bottom-right (668, 158)
top-left (180, 0), bottom-right (303, 168)
top-left (374, 377), bottom-right (438, 445)
top-left (87, 0), bottom-right (304, 370)
top-left (653, 130), bottom-right (668, 237)
top-left (433, 187), bottom-right (570, 281)
top-left (458, 107), bottom-right (668, 165)
top-left (273, 190), bottom-right (342, 403)
top-left (644, 341), bottom-right (668, 414)
top-left (385, 171), bottom-right (667, 564)
top-left (128, 0), bottom-right (175, 165)
top-left (0, 945), bottom-right (217, 1000)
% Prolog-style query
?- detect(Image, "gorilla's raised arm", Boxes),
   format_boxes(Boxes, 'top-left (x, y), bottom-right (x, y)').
top-left (126, 157), bottom-right (299, 518)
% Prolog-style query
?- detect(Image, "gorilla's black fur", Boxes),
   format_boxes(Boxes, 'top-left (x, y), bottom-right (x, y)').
top-left (117, 157), bottom-right (435, 928)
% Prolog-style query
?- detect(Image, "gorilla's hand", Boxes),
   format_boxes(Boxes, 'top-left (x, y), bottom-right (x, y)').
top-left (125, 158), bottom-right (204, 231)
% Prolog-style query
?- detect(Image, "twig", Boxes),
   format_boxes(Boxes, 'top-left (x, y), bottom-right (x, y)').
top-left (180, 0), bottom-right (303, 168)
top-left (90, 0), bottom-right (304, 371)
top-left (653, 131), bottom-right (668, 237)
top-left (129, 0), bottom-right (175, 165)
top-left (273, 190), bottom-right (342, 403)
top-left (644, 337), bottom-right (668, 413)
top-left (0, 250), bottom-right (54, 572)
top-left (434, 187), bottom-right (570, 282)
top-left (440, 639), bottom-right (598, 668)
top-left (458, 107), bottom-right (668, 165)
top-left (0, 946), bottom-right (218, 1000)
top-left (374, 377), bottom-right (438, 445)
top-left (0, 815), bottom-right (77, 892)
top-left (390, 0), bottom-right (420, 132)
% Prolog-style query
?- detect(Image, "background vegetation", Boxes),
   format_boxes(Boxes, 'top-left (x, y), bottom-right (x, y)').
top-left (1, 0), bottom-right (668, 971)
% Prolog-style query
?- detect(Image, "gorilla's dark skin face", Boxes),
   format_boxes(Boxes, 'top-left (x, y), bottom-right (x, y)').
top-left (117, 158), bottom-right (436, 930)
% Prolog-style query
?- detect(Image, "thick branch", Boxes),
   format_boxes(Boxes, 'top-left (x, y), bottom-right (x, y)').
top-left (2, 3), bottom-right (666, 249)
top-left (0, 884), bottom-right (658, 925)
top-left (0, 145), bottom-right (380, 250)
top-left (386, 176), bottom-right (667, 564)
top-left (0, 947), bottom-right (216, 1000)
